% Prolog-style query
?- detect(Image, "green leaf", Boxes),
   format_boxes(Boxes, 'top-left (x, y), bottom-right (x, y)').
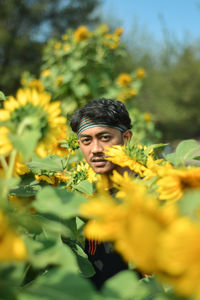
top-left (165, 139), bottom-right (200, 167)
top-left (18, 268), bottom-right (98, 300)
top-left (74, 180), bottom-right (94, 195)
top-left (75, 245), bottom-right (95, 278)
top-left (34, 186), bottom-right (87, 219)
top-left (0, 263), bottom-right (25, 300)
top-left (64, 239), bottom-right (95, 278)
top-left (26, 234), bottom-right (79, 271)
top-left (0, 91), bottom-right (7, 101)
top-left (146, 143), bottom-right (168, 154)
top-left (9, 129), bottom-right (41, 160)
top-left (178, 189), bottom-right (200, 220)
top-left (27, 155), bottom-right (66, 175)
top-left (102, 270), bottom-right (149, 299)
top-left (193, 156), bottom-right (200, 161)
top-left (10, 181), bottom-right (42, 197)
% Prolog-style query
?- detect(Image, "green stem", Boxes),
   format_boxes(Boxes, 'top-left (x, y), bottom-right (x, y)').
top-left (2, 118), bottom-right (33, 201)
top-left (64, 151), bottom-right (71, 170)
top-left (0, 156), bottom-right (8, 171)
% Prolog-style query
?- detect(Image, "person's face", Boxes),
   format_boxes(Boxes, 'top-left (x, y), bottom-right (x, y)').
top-left (78, 126), bottom-right (132, 174)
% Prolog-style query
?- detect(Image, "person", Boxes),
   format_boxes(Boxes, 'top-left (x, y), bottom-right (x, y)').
top-left (70, 98), bottom-right (135, 289)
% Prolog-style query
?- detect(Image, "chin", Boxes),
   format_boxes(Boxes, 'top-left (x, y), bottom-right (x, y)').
top-left (92, 166), bottom-right (115, 175)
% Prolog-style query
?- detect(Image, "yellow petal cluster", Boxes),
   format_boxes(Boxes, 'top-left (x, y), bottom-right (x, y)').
top-left (0, 88), bottom-right (67, 158)
top-left (104, 145), bottom-right (147, 177)
top-left (143, 112), bottom-right (152, 123)
top-left (74, 26), bottom-right (90, 42)
top-left (136, 68), bottom-right (146, 79)
top-left (0, 210), bottom-right (27, 261)
top-left (80, 171), bottom-right (177, 273)
top-left (48, 125), bottom-right (69, 157)
top-left (96, 24), bottom-right (109, 35)
top-left (117, 73), bottom-right (132, 87)
top-left (157, 218), bottom-right (200, 299)
top-left (77, 161), bottom-right (97, 183)
top-left (156, 166), bottom-right (200, 202)
top-left (114, 27), bottom-right (124, 37)
top-left (41, 69), bottom-right (51, 77)
top-left (118, 88), bottom-right (138, 102)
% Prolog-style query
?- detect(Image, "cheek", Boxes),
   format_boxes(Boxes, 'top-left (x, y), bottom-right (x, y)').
top-left (79, 146), bottom-right (90, 160)
top-left (109, 136), bottom-right (123, 146)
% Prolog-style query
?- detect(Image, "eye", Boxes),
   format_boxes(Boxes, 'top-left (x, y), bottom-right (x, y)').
top-left (101, 135), bottom-right (111, 142)
top-left (80, 138), bottom-right (91, 145)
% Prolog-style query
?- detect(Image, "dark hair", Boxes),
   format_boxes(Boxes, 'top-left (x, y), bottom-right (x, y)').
top-left (70, 98), bottom-right (132, 133)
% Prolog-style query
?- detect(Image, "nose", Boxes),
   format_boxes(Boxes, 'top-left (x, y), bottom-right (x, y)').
top-left (91, 139), bottom-right (104, 154)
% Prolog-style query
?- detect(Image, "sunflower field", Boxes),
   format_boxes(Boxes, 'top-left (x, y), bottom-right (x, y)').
top-left (0, 25), bottom-right (200, 300)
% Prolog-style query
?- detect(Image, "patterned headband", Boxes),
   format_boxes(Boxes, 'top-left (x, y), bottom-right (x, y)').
top-left (77, 118), bottom-right (128, 137)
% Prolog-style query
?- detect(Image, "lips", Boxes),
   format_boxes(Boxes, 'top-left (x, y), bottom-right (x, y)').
top-left (91, 158), bottom-right (107, 167)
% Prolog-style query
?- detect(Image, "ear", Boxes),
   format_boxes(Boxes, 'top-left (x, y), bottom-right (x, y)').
top-left (122, 130), bottom-right (132, 144)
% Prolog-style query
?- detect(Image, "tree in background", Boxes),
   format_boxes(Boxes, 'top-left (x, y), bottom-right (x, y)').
top-left (21, 24), bottom-right (161, 145)
top-left (111, 20), bottom-right (200, 142)
top-left (0, 0), bottom-right (101, 94)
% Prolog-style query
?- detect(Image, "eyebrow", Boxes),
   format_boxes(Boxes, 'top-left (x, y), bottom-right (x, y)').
top-left (79, 130), bottom-right (112, 138)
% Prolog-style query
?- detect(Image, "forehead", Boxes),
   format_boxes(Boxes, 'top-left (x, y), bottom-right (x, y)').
top-left (78, 126), bottom-right (120, 137)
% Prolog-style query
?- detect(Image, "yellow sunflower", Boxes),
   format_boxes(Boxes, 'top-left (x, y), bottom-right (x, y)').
top-left (104, 145), bottom-right (147, 177)
top-left (0, 210), bottom-right (27, 261)
top-left (156, 166), bottom-right (200, 202)
top-left (0, 88), bottom-right (66, 158)
top-left (114, 27), bottom-right (124, 37)
top-left (80, 171), bottom-right (177, 273)
top-left (157, 217), bottom-right (200, 299)
top-left (48, 125), bottom-right (69, 157)
top-left (136, 68), bottom-right (146, 79)
top-left (117, 73), bottom-right (132, 87)
top-left (74, 26), bottom-right (90, 42)
top-left (76, 160), bottom-right (97, 183)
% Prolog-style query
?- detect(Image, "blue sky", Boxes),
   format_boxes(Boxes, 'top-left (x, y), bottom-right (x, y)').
top-left (102, 0), bottom-right (200, 41)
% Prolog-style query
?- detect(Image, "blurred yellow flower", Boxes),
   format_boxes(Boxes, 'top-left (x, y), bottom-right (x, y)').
top-left (41, 69), bottom-right (51, 77)
top-left (74, 26), bottom-right (89, 42)
top-left (114, 27), bottom-right (124, 37)
top-left (118, 88), bottom-right (138, 102)
top-left (80, 188), bottom-right (126, 241)
top-left (156, 166), bottom-right (200, 202)
top-left (62, 33), bottom-right (68, 41)
top-left (9, 195), bottom-right (35, 212)
top-left (104, 33), bottom-right (112, 39)
top-left (15, 159), bottom-right (30, 175)
top-left (0, 127), bottom-right (13, 156)
top-left (96, 24), bottom-right (109, 34)
top-left (48, 125), bottom-right (68, 157)
top-left (56, 75), bottom-right (63, 87)
top-left (157, 217), bottom-right (200, 299)
top-left (143, 112), bottom-right (152, 123)
top-left (136, 68), bottom-right (146, 79)
top-left (103, 33), bottom-right (120, 49)
top-left (117, 73), bottom-right (132, 87)
top-left (63, 43), bottom-right (70, 52)
top-left (0, 88), bottom-right (66, 158)
top-left (54, 42), bottom-right (61, 50)
top-left (0, 210), bottom-right (27, 261)
top-left (80, 171), bottom-right (177, 273)
top-left (27, 79), bottom-right (44, 92)
top-left (109, 41), bottom-right (120, 50)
